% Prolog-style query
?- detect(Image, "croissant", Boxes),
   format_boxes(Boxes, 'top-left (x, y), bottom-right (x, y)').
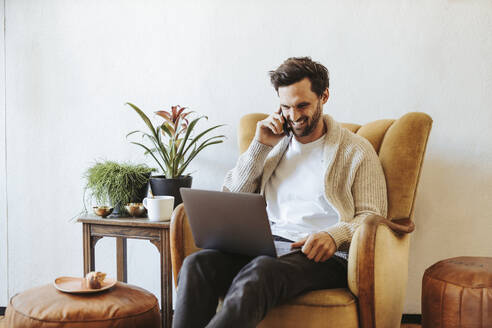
top-left (85, 271), bottom-right (107, 289)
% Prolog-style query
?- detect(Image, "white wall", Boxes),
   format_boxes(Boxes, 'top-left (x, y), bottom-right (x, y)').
top-left (2, 0), bottom-right (492, 314)
top-left (0, 0), bottom-right (7, 307)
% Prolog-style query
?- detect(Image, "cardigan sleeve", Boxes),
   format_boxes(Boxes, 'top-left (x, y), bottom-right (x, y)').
top-left (222, 139), bottom-right (272, 193)
top-left (324, 144), bottom-right (388, 251)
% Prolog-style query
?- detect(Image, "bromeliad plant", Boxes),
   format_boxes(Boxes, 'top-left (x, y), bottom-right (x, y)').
top-left (126, 102), bottom-right (225, 178)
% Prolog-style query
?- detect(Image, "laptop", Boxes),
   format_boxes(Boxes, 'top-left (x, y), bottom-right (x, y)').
top-left (179, 188), bottom-right (301, 258)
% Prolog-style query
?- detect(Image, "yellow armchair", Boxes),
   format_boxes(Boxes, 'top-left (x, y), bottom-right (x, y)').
top-left (171, 112), bottom-right (432, 328)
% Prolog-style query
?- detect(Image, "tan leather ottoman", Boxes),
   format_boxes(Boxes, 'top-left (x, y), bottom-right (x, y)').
top-left (5, 282), bottom-right (161, 328)
top-left (422, 256), bottom-right (492, 328)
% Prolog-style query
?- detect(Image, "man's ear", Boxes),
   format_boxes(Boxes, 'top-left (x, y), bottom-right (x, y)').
top-left (321, 88), bottom-right (329, 104)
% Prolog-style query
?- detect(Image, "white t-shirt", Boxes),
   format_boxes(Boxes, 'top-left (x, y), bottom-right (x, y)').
top-left (265, 134), bottom-right (339, 242)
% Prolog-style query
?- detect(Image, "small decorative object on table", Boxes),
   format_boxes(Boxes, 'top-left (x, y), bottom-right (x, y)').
top-left (126, 103), bottom-right (226, 207)
top-left (124, 202), bottom-right (147, 217)
top-left (93, 206), bottom-right (113, 218)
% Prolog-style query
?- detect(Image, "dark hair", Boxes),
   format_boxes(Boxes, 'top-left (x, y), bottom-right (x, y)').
top-left (269, 57), bottom-right (329, 97)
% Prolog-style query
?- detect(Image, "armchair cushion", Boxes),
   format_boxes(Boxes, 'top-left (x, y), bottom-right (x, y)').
top-left (258, 288), bottom-right (359, 328)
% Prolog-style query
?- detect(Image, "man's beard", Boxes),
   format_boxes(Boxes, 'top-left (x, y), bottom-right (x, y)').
top-left (290, 100), bottom-right (322, 137)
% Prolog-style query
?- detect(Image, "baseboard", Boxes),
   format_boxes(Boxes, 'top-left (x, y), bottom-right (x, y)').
top-left (0, 307), bottom-right (4, 316)
top-left (402, 314), bottom-right (422, 324)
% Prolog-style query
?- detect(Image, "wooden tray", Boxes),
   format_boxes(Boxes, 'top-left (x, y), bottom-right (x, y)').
top-left (54, 276), bottom-right (116, 294)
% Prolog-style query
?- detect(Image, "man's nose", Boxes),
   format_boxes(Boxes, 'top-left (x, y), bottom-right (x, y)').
top-left (287, 108), bottom-right (302, 122)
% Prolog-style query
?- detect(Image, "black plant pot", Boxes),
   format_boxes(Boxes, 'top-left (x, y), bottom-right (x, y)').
top-left (149, 175), bottom-right (193, 208)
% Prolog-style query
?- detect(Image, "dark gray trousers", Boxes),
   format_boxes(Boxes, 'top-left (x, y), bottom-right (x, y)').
top-left (172, 249), bottom-right (348, 328)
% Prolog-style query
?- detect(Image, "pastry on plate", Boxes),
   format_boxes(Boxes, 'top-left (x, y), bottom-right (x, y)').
top-left (85, 271), bottom-right (107, 289)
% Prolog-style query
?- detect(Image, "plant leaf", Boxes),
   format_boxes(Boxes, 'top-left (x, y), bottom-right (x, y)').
top-left (181, 111), bottom-right (194, 122)
top-left (154, 126), bottom-right (170, 166)
top-left (144, 147), bottom-right (159, 155)
top-left (171, 106), bottom-right (178, 120)
top-left (162, 122), bottom-right (175, 136)
top-left (177, 123), bottom-right (188, 137)
top-left (155, 111), bottom-right (175, 126)
top-left (126, 102), bottom-right (159, 140)
top-left (176, 106), bottom-right (187, 117)
top-left (127, 124), bottom-right (170, 171)
top-left (155, 110), bottom-right (171, 120)
top-left (126, 130), bottom-right (142, 138)
top-left (177, 140), bottom-right (224, 176)
top-left (175, 116), bottom-right (203, 163)
top-left (129, 141), bottom-right (166, 173)
top-left (180, 124), bottom-right (226, 159)
top-left (177, 135), bottom-right (225, 176)
top-left (183, 134), bottom-right (225, 159)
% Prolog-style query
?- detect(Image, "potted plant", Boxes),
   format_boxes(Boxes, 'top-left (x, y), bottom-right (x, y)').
top-left (126, 102), bottom-right (225, 206)
top-left (84, 160), bottom-right (156, 216)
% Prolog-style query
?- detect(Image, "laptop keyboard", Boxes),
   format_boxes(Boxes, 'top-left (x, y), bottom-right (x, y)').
top-left (274, 241), bottom-right (300, 257)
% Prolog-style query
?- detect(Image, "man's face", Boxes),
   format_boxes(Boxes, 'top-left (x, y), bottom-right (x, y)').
top-left (278, 78), bottom-right (328, 138)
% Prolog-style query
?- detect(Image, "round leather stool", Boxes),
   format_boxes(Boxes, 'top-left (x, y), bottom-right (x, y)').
top-left (5, 282), bottom-right (161, 328)
top-left (422, 256), bottom-right (492, 328)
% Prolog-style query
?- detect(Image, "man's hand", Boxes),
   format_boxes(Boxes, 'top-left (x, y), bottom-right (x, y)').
top-left (255, 108), bottom-right (287, 147)
top-left (291, 232), bottom-right (337, 263)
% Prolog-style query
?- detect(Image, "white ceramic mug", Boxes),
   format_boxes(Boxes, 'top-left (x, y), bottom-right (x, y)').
top-left (143, 196), bottom-right (175, 221)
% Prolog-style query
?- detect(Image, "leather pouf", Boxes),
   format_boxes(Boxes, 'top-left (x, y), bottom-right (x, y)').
top-left (422, 257), bottom-right (492, 328)
top-left (5, 282), bottom-right (161, 328)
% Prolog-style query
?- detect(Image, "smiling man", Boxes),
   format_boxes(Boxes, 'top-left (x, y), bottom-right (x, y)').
top-left (173, 57), bottom-right (388, 328)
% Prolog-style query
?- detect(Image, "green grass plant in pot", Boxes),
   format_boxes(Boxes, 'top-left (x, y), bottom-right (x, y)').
top-left (126, 102), bottom-right (225, 207)
top-left (84, 160), bottom-right (156, 216)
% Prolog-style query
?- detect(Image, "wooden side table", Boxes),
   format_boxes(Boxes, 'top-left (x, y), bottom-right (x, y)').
top-left (77, 215), bottom-right (172, 328)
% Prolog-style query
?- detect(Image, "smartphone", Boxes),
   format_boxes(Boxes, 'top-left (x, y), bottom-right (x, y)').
top-left (281, 112), bottom-right (291, 136)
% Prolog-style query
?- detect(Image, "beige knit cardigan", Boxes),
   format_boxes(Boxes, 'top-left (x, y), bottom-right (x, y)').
top-left (223, 114), bottom-right (388, 259)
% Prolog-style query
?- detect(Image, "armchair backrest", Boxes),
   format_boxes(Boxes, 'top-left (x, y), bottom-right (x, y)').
top-left (238, 112), bottom-right (433, 221)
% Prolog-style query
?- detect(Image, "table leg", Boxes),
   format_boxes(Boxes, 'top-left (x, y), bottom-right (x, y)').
top-left (160, 230), bottom-right (173, 328)
top-left (82, 223), bottom-right (95, 276)
top-left (116, 237), bottom-right (128, 282)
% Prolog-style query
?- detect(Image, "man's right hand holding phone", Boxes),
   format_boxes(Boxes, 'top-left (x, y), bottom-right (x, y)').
top-left (255, 108), bottom-right (290, 147)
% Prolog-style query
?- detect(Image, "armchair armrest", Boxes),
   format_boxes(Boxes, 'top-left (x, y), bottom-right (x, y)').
top-left (170, 203), bottom-right (201, 287)
top-left (347, 215), bottom-right (415, 328)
